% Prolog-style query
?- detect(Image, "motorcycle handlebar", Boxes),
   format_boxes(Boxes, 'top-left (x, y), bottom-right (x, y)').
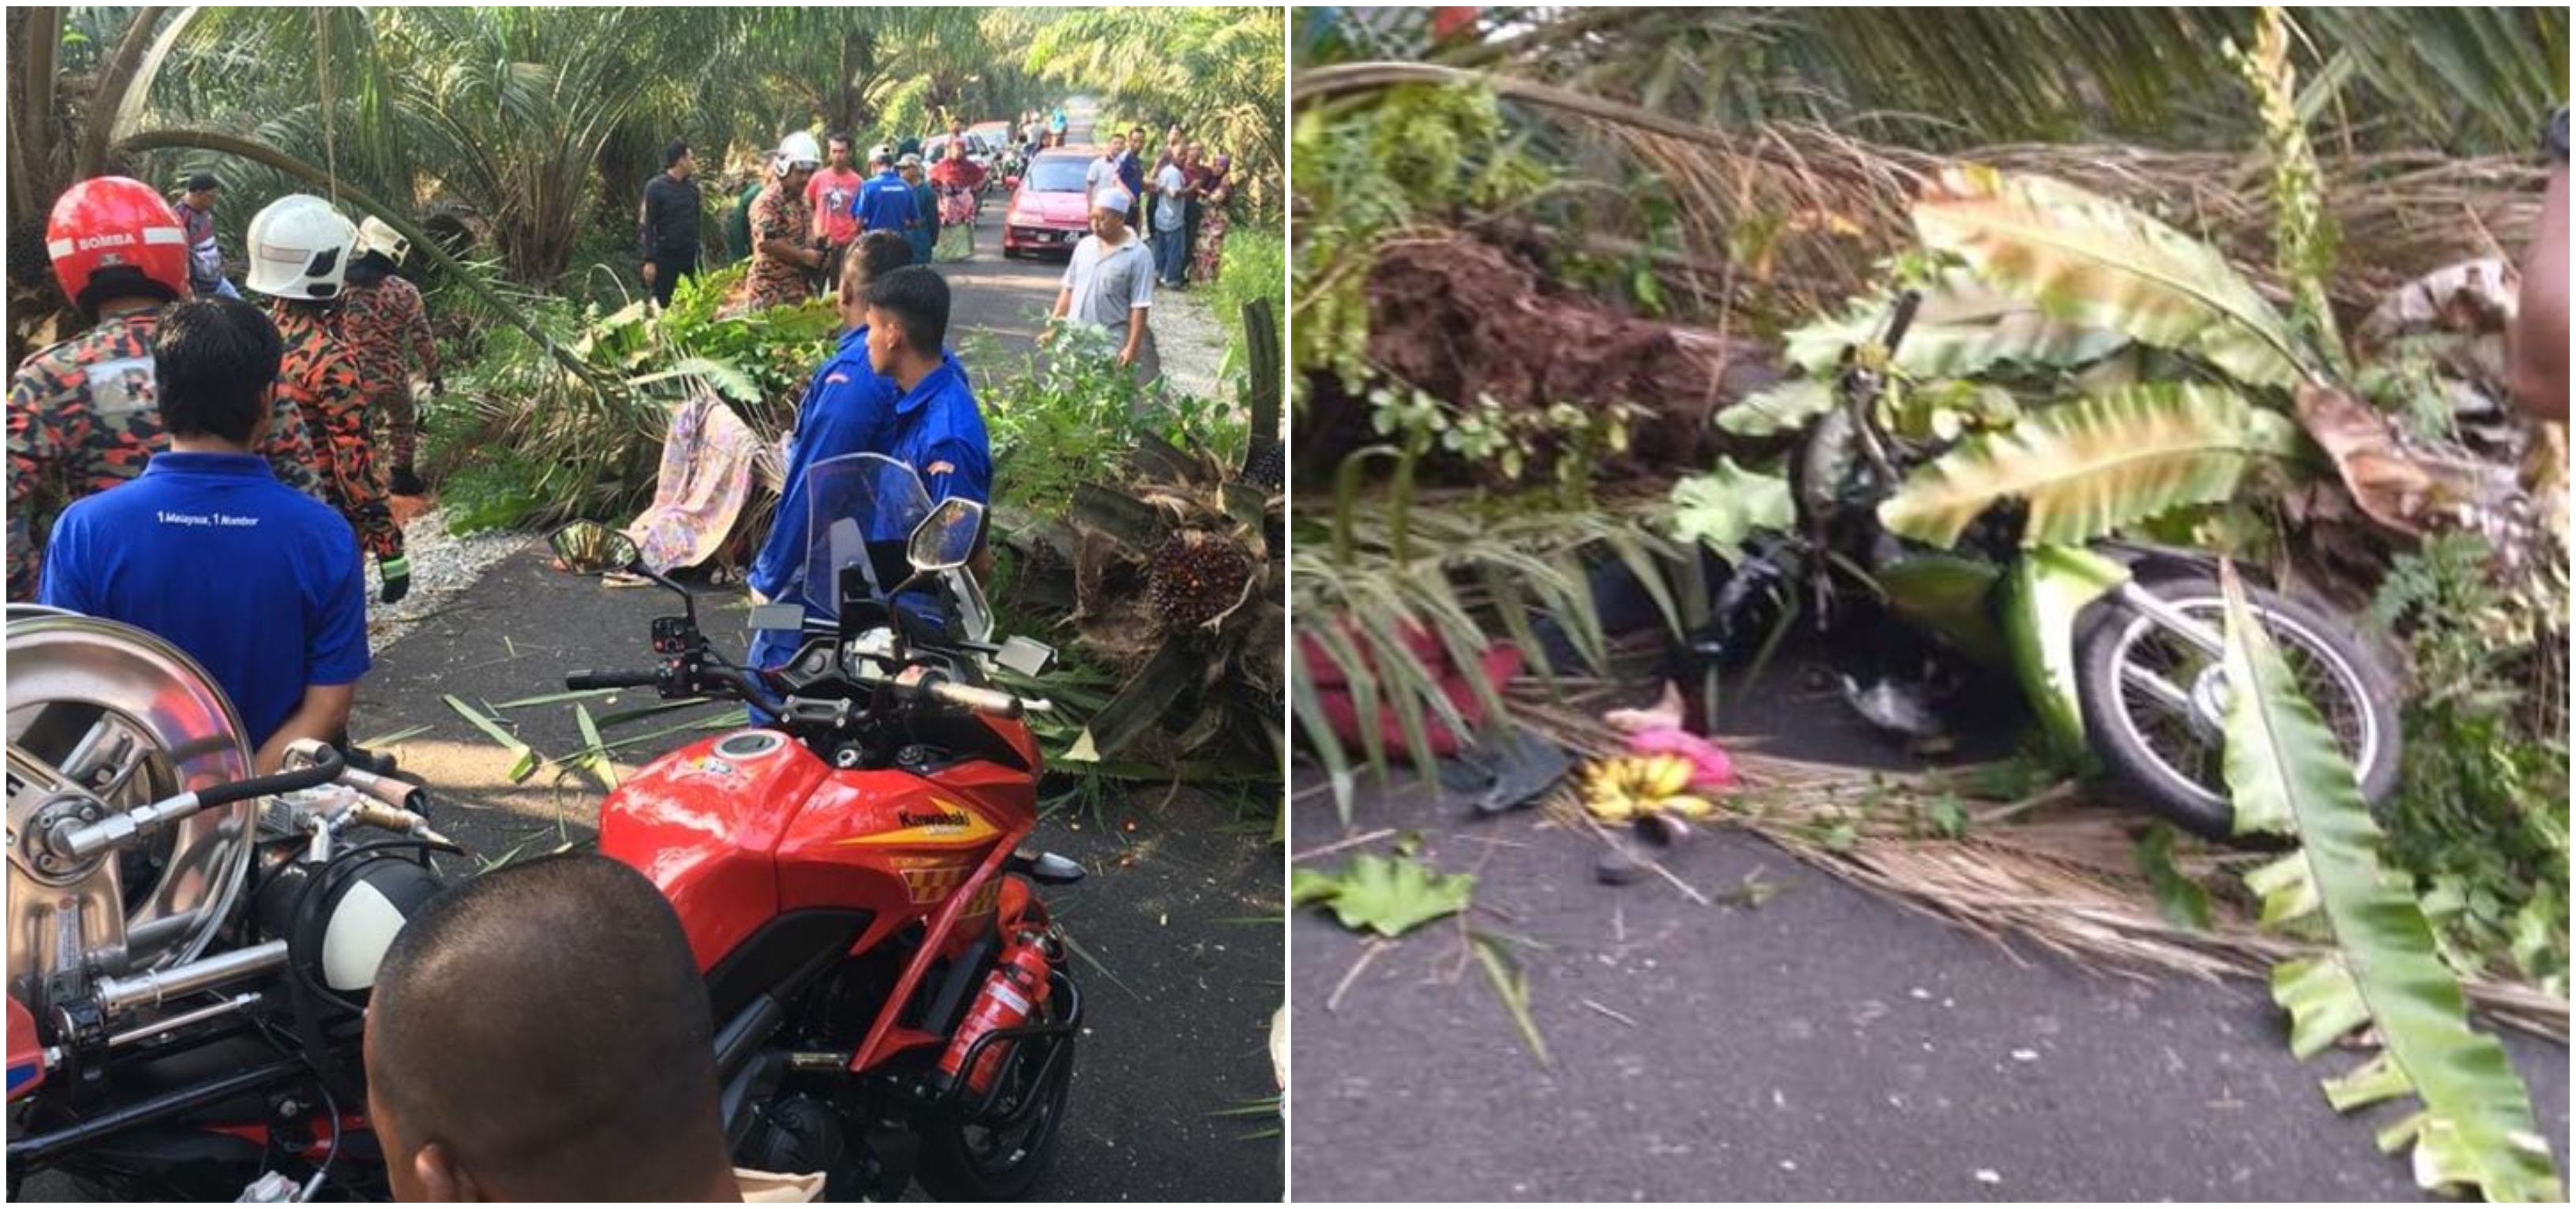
top-left (1882, 289), bottom-right (1923, 357)
top-left (566, 668), bottom-right (662, 691)
top-left (925, 679), bottom-right (1025, 721)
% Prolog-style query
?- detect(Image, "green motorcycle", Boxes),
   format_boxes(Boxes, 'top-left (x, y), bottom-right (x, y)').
top-left (1709, 290), bottom-right (2401, 840)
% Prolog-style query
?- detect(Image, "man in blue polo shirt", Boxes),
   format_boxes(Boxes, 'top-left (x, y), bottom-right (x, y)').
top-left (40, 298), bottom-right (369, 773)
top-left (745, 231), bottom-right (915, 672)
top-left (863, 265), bottom-right (991, 509)
top-left (852, 148), bottom-right (919, 238)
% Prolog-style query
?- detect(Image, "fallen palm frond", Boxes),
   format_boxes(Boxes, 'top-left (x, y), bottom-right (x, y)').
top-left (1295, 63), bottom-right (2545, 324)
top-left (2218, 565), bottom-right (2559, 1200)
top-left (1505, 685), bottom-right (2568, 1042)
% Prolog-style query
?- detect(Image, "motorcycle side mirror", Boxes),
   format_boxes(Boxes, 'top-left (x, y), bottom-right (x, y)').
top-left (995, 635), bottom-right (1055, 678)
top-left (907, 499), bottom-right (983, 573)
top-left (550, 521), bottom-right (640, 576)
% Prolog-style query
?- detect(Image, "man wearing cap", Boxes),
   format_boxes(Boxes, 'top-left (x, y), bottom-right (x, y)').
top-left (9, 177), bottom-right (324, 601)
top-left (747, 134), bottom-right (826, 310)
top-left (854, 148), bottom-right (919, 242)
top-left (178, 173), bottom-right (241, 299)
top-left (1048, 185), bottom-right (1159, 387)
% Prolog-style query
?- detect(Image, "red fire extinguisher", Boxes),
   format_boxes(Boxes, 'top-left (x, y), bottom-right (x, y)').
top-left (938, 933), bottom-right (1053, 1095)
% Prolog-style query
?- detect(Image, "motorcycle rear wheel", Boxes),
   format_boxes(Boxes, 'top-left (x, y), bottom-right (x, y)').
top-left (913, 1005), bottom-right (1075, 1200)
top-left (2075, 575), bottom-right (2402, 840)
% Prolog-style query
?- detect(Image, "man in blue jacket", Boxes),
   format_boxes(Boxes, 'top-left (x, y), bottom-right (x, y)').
top-left (40, 298), bottom-right (369, 772)
top-left (863, 265), bottom-right (991, 511)
top-left (745, 231), bottom-right (915, 673)
top-left (852, 149), bottom-right (919, 239)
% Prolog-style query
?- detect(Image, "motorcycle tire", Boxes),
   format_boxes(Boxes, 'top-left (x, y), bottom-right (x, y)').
top-left (913, 1011), bottom-right (1075, 1200)
top-left (2075, 574), bottom-right (2402, 841)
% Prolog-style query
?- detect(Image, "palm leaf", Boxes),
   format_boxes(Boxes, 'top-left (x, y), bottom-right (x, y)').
top-left (1716, 378), bottom-right (1835, 439)
top-left (1666, 458), bottom-right (1794, 561)
top-left (1915, 165), bottom-right (2316, 389)
top-left (1878, 382), bottom-right (2304, 549)
top-left (2218, 567), bottom-right (2562, 1203)
top-left (1782, 275), bottom-right (2132, 380)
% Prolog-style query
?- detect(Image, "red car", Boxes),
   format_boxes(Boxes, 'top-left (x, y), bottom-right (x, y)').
top-left (1002, 147), bottom-right (1099, 260)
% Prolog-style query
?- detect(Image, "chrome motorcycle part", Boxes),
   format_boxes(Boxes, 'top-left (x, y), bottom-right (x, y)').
top-left (8, 614), bottom-right (255, 1019)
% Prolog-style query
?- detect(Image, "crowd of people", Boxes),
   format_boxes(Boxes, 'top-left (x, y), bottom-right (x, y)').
top-left (5, 99), bottom-right (1242, 789)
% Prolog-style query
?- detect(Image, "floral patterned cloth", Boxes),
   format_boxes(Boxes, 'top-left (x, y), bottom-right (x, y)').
top-left (623, 390), bottom-right (761, 574)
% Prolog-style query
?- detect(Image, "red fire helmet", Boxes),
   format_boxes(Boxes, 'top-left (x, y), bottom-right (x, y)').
top-left (46, 176), bottom-right (189, 316)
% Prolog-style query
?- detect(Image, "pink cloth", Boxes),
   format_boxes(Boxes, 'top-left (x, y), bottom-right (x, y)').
top-left (623, 391), bottom-right (760, 574)
top-left (1626, 727), bottom-right (1736, 791)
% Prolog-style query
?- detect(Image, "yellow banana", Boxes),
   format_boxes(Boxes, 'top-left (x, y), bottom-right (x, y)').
top-left (1644, 754), bottom-right (1694, 799)
top-left (1586, 787), bottom-right (1638, 822)
top-left (1661, 794), bottom-right (1717, 821)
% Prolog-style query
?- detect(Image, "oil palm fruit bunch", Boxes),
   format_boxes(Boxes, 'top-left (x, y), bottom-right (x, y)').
top-left (1580, 754), bottom-right (1720, 825)
top-left (994, 300), bottom-right (1286, 766)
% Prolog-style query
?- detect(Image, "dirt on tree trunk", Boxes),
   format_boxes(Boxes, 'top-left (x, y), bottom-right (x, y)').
top-left (1305, 231), bottom-right (1783, 477)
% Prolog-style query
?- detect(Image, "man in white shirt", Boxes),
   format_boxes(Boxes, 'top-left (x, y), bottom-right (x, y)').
top-left (1084, 133), bottom-right (1129, 206)
top-left (1151, 155), bottom-right (1192, 289)
top-left (1049, 186), bottom-right (1158, 387)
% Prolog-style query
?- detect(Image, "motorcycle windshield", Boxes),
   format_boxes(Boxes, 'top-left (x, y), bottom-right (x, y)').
top-left (799, 452), bottom-right (933, 628)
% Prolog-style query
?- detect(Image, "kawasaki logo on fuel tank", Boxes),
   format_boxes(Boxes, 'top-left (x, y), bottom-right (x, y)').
top-left (897, 810), bottom-right (972, 829)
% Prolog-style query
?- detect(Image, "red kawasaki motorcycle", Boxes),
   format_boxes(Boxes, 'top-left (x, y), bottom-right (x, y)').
top-left (553, 451), bottom-right (1084, 1200)
top-left (7, 455), bottom-right (1080, 1201)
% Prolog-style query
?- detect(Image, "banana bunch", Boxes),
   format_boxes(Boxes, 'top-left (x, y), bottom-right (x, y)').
top-left (1579, 754), bottom-right (1718, 825)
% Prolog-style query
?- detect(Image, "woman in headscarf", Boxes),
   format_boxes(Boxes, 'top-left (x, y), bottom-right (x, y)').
top-left (1190, 152), bottom-right (1235, 284)
top-left (929, 140), bottom-right (988, 260)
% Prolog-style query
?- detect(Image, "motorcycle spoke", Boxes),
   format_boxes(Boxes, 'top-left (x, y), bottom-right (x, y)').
top-left (7, 743), bottom-right (84, 803)
top-left (2116, 663), bottom-right (2197, 719)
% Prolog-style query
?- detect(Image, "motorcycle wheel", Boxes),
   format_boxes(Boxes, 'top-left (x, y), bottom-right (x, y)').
top-left (913, 1006), bottom-right (1075, 1200)
top-left (2075, 575), bottom-right (2402, 840)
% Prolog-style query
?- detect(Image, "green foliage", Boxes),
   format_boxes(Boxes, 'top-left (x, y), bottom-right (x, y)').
top-left (1665, 459), bottom-right (1794, 562)
top-left (1291, 82), bottom-right (1552, 390)
top-left (2227, 8), bottom-right (2348, 376)
top-left (1291, 852), bottom-right (1473, 938)
top-left (1293, 470), bottom-right (1674, 822)
top-left (2368, 535), bottom-right (2570, 994)
top-left (437, 450), bottom-right (549, 537)
top-left (1878, 383), bottom-right (2305, 551)
top-left (425, 263), bottom-right (840, 526)
top-left (1210, 230), bottom-right (1286, 377)
top-left (2220, 568), bottom-right (2561, 1203)
top-left (1915, 165), bottom-right (2316, 390)
top-left (1024, 7), bottom-right (1284, 219)
top-left (981, 323), bottom-right (1241, 523)
top-left (1362, 382), bottom-right (1641, 503)
top-left (654, 265), bottom-right (842, 412)
top-left (1380, 8), bottom-right (2563, 156)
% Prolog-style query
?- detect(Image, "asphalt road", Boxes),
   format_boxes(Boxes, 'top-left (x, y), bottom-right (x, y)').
top-left (1288, 661), bottom-right (2569, 1202)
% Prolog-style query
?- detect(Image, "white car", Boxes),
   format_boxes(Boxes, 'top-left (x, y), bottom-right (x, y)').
top-left (919, 133), bottom-right (1000, 194)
